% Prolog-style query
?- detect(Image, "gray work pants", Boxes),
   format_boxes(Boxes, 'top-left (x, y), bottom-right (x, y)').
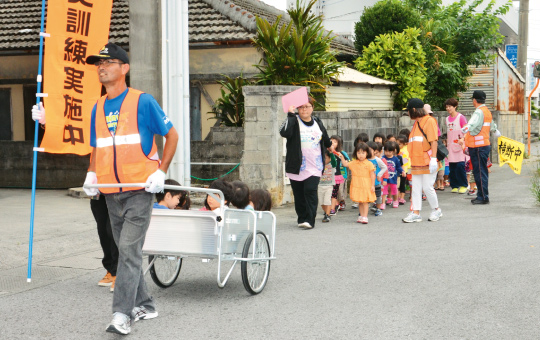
top-left (105, 190), bottom-right (156, 317)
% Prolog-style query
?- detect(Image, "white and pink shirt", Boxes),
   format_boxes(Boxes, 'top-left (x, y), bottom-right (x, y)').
top-left (446, 113), bottom-right (467, 163)
top-left (286, 117), bottom-right (324, 181)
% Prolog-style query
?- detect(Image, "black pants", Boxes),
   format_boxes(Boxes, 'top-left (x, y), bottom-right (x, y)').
top-left (448, 161), bottom-right (468, 189)
top-left (470, 145), bottom-right (491, 201)
top-left (398, 174), bottom-right (407, 193)
top-left (90, 194), bottom-right (119, 276)
top-left (290, 176), bottom-right (320, 227)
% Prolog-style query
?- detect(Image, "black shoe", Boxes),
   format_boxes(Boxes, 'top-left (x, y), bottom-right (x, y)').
top-left (471, 198), bottom-right (489, 205)
top-left (322, 214), bottom-right (330, 223)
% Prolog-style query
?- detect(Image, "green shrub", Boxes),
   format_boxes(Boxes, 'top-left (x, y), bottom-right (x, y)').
top-left (209, 74), bottom-right (251, 127)
top-left (531, 163), bottom-right (540, 204)
top-left (354, 27), bottom-right (426, 110)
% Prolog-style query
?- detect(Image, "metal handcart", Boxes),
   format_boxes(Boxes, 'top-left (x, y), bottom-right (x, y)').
top-left (85, 183), bottom-right (276, 294)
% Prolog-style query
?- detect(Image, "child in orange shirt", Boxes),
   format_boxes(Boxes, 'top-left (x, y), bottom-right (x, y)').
top-left (338, 143), bottom-right (375, 224)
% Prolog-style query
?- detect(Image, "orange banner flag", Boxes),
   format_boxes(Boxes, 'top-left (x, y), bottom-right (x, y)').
top-left (40, 0), bottom-right (113, 155)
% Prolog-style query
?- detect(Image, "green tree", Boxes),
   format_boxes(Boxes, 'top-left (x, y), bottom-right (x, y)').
top-left (352, 0), bottom-right (510, 110)
top-left (407, 0), bottom-right (511, 109)
top-left (355, 28), bottom-right (427, 110)
top-left (353, 0), bottom-right (421, 55)
top-left (251, 0), bottom-right (344, 106)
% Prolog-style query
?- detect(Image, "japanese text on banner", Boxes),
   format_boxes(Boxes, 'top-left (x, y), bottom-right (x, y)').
top-left (40, 0), bottom-right (113, 155)
top-left (498, 136), bottom-right (525, 175)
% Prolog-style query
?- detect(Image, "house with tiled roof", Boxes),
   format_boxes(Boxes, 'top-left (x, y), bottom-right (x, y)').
top-left (0, 0), bottom-right (358, 144)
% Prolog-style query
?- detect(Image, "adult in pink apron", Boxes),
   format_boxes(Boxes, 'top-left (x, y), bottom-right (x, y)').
top-left (445, 98), bottom-right (468, 193)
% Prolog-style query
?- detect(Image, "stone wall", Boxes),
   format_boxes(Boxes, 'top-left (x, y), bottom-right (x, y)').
top-left (190, 126), bottom-right (244, 184)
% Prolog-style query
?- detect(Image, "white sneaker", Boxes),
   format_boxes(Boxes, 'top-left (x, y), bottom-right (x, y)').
top-left (428, 208), bottom-right (443, 222)
top-left (132, 306), bottom-right (158, 322)
top-left (352, 203), bottom-right (359, 208)
top-left (402, 212), bottom-right (422, 223)
top-left (106, 312), bottom-right (131, 335)
top-left (299, 222), bottom-right (313, 229)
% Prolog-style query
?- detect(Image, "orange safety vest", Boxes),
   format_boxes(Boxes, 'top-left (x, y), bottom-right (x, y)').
top-left (94, 88), bottom-right (160, 194)
top-left (465, 106), bottom-right (492, 148)
top-left (408, 116), bottom-right (435, 167)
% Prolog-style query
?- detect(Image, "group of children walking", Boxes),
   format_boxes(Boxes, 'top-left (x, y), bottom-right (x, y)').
top-left (319, 127), bottom-right (486, 224)
top-left (319, 131), bottom-right (413, 224)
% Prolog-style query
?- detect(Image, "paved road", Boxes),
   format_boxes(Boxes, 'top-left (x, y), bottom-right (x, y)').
top-left (1, 155), bottom-right (539, 339)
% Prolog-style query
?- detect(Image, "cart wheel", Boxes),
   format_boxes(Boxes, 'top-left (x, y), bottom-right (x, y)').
top-left (148, 255), bottom-right (182, 288)
top-left (241, 231), bottom-right (271, 295)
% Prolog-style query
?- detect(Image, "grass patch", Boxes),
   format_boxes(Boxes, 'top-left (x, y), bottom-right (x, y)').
top-left (531, 163), bottom-right (540, 204)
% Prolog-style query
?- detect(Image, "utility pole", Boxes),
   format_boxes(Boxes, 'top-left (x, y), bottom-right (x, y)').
top-left (517, 0), bottom-right (529, 78)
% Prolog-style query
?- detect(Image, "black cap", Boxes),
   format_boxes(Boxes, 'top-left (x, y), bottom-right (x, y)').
top-left (470, 90), bottom-right (486, 100)
top-left (86, 42), bottom-right (129, 65)
top-left (406, 98), bottom-right (424, 110)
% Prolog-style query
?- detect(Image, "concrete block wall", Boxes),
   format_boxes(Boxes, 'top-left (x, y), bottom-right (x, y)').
top-left (317, 110), bottom-right (411, 153)
top-left (0, 141), bottom-right (89, 188)
top-left (190, 126), bottom-right (244, 183)
top-left (241, 85), bottom-right (303, 206)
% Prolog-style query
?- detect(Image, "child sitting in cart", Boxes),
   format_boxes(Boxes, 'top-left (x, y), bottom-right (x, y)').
top-left (153, 179), bottom-right (182, 209)
top-left (249, 189), bottom-right (272, 211)
top-left (231, 180), bottom-right (254, 211)
top-left (201, 179), bottom-right (234, 214)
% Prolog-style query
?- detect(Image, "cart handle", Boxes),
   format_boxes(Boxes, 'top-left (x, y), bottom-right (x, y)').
top-left (84, 183), bottom-right (226, 214)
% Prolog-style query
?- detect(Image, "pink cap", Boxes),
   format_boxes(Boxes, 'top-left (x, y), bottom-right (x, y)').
top-left (423, 103), bottom-right (433, 114)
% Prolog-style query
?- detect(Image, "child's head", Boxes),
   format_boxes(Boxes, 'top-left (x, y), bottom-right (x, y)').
top-left (374, 142), bottom-right (383, 157)
top-left (353, 136), bottom-right (362, 150)
top-left (397, 135), bottom-right (407, 148)
top-left (175, 191), bottom-right (191, 210)
top-left (399, 128), bottom-right (410, 138)
top-left (249, 189), bottom-right (272, 211)
top-left (384, 141), bottom-right (397, 157)
top-left (373, 132), bottom-right (385, 144)
top-left (386, 134), bottom-right (396, 142)
top-left (205, 179), bottom-right (233, 211)
top-left (357, 132), bottom-right (369, 143)
top-left (231, 180), bottom-right (250, 209)
top-left (155, 179), bottom-right (182, 209)
top-left (441, 133), bottom-right (448, 147)
top-left (354, 142), bottom-right (372, 161)
top-left (330, 135), bottom-right (343, 152)
top-left (366, 141), bottom-right (378, 158)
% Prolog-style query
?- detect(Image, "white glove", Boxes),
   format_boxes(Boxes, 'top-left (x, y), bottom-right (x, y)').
top-left (83, 171), bottom-right (98, 196)
top-left (461, 125), bottom-right (469, 134)
top-left (429, 157), bottom-right (438, 174)
top-left (145, 169), bottom-right (166, 193)
top-left (494, 129), bottom-right (501, 138)
top-left (32, 102), bottom-right (46, 124)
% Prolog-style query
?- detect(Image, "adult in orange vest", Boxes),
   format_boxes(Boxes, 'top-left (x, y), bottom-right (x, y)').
top-left (461, 90), bottom-right (499, 205)
top-left (402, 98), bottom-right (443, 223)
top-left (83, 43), bottom-right (178, 335)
